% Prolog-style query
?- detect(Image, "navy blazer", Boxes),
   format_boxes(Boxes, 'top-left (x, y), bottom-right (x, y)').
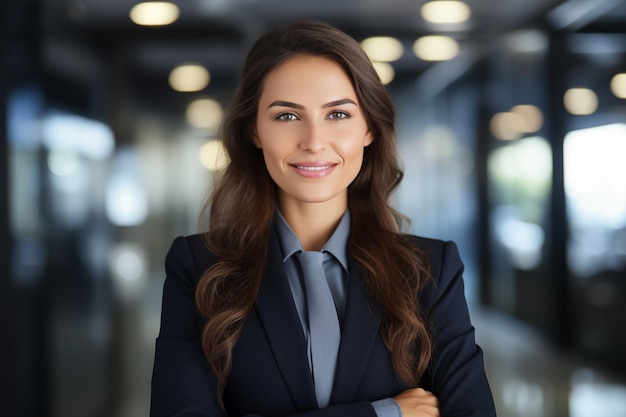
top-left (150, 230), bottom-right (496, 417)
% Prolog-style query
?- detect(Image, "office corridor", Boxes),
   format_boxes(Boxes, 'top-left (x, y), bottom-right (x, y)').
top-left (474, 308), bottom-right (626, 417)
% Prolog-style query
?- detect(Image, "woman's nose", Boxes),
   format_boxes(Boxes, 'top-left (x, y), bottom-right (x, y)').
top-left (299, 121), bottom-right (327, 153)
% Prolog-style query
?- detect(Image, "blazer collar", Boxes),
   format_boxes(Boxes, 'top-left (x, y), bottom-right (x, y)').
top-left (254, 229), bottom-right (317, 411)
top-left (254, 230), bottom-right (381, 409)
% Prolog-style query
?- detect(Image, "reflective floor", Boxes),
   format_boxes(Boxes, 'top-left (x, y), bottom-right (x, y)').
top-left (474, 309), bottom-right (626, 417)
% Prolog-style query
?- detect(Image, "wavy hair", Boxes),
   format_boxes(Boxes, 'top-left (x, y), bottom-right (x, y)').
top-left (195, 21), bottom-right (432, 410)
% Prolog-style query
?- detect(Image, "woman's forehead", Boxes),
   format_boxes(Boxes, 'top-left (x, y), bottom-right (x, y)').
top-left (259, 55), bottom-right (358, 106)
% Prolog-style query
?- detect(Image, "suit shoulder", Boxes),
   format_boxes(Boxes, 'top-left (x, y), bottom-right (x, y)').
top-left (183, 233), bottom-right (214, 263)
top-left (404, 234), bottom-right (446, 252)
top-left (403, 234), bottom-right (463, 286)
top-left (403, 234), bottom-right (457, 263)
top-left (165, 233), bottom-right (217, 285)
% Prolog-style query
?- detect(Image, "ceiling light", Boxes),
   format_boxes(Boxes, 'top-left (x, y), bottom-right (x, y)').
top-left (564, 88), bottom-right (598, 115)
top-left (168, 64), bottom-right (210, 92)
top-left (186, 98), bottom-right (223, 130)
top-left (199, 140), bottom-right (229, 171)
top-left (610, 73), bottom-right (626, 99)
top-left (372, 62), bottom-right (395, 85)
top-left (361, 36), bottom-right (404, 62)
top-left (490, 112), bottom-right (524, 141)
top-left (510, 105), bottom-right (544, 133)
top-left (130, 2), bottom-right (180, 26)
top-left (413, 36), bottom-right (459, 61)
top-left (421, 1), bottom-right (471, 24)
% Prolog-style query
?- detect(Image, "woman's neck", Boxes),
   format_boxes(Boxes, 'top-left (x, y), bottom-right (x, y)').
top-left (279, 199), bottom-right (347, 252)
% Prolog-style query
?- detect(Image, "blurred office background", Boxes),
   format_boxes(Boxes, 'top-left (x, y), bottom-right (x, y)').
top-left (1, 0), bottom-right (626, 416)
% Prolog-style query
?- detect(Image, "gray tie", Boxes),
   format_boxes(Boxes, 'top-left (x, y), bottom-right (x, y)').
top-left (297, 251), bottom-right (340, 408)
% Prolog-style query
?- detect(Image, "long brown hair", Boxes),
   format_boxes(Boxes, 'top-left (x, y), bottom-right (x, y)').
top-left (195, 21), bottom-right (432, 408)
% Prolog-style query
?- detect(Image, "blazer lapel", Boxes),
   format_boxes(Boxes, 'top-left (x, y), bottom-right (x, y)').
top-left (330, 259), bottom-right (381, 404)
top-left (254, 230), bottom-right (318, 411)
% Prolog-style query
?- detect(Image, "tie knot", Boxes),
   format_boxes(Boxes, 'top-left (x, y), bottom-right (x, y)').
top-left (297, 251), bottom-right (324, 268)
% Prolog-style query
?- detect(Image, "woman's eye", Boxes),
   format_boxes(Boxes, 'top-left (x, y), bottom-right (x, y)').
top-left (275, 112), bottom-right (299, 121)
top-left (328, 110), bottom-right (350, 120)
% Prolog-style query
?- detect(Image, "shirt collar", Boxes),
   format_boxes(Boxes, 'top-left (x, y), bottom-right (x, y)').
top-left (275, 210), bottom-right (351, 272)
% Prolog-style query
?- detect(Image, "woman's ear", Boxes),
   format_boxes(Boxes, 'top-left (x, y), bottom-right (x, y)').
top-left (364, 130), bottom-right (374, 147)
top-left (250, 125), bottom-right (263, 148)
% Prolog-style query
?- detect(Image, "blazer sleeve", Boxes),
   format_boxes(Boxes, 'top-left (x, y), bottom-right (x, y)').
top-left (150, 237), bottom-right (378, 417)
top-left (150, 236), bottom-right (222, 416)
top-left (422, 240), bottom-right (496, 417)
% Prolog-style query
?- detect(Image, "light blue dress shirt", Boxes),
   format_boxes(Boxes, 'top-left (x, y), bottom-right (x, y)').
top-left (274, 210), bottom-right (402, 417)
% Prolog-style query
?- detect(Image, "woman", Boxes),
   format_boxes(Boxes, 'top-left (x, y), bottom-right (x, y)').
top-left (151, 21), bottom-right (496, 417)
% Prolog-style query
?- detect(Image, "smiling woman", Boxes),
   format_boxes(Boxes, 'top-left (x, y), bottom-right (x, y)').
top-left (150, 21), bottom-right (496, 417)
top-left (253, 55), bottom-right (373, 231)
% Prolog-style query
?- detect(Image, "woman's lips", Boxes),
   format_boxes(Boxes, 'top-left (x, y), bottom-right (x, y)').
top-left (290, 162), bottom-right (337, 178)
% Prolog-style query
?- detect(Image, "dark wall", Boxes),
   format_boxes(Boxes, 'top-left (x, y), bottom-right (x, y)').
top-left (1, 0), bottom-right (44, 414)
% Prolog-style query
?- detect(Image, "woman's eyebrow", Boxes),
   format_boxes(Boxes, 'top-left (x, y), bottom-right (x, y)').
top-left (267, 100), bottom-right (305, 110)
top-left (322, 98), bottom-right (357, 108)
top-left (267, 98), bottom-right (357, 110)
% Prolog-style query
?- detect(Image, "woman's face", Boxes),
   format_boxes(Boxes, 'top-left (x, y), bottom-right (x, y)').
top-left (254, 55), bottom-right (373, 213)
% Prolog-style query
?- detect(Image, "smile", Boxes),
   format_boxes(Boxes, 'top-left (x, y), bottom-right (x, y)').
top-left (290, 162), bottom-right (337, 178)
top-left (294, 165), bottom-right (334, 171)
